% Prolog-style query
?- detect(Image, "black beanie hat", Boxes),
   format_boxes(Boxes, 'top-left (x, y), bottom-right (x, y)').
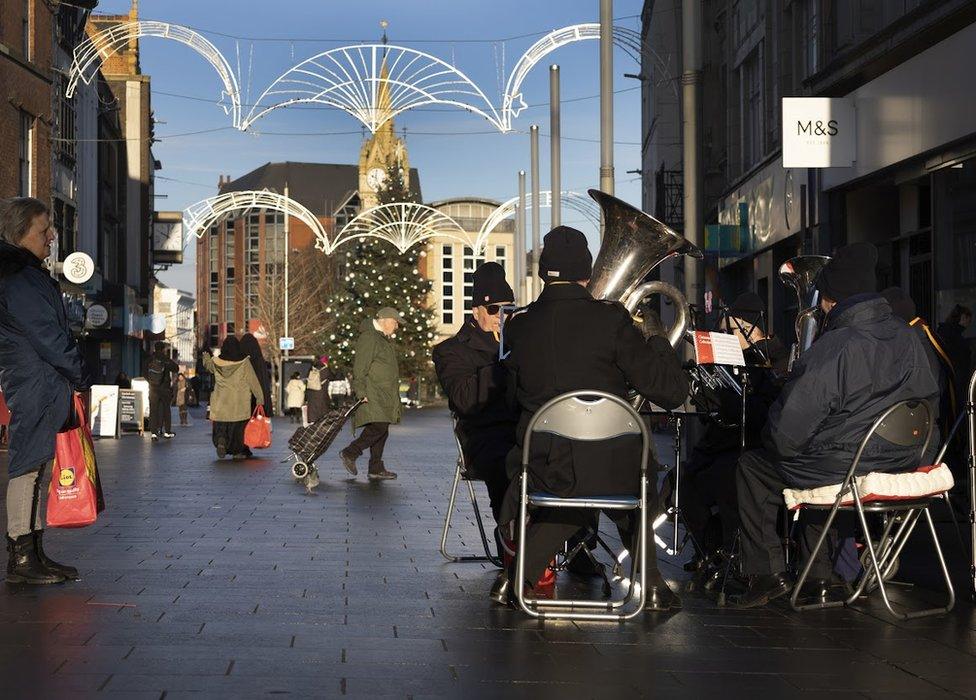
top-left (471, 262), bottom-right (514, 306)
top-left (539, 226), bottom-right (593, 282)
top-left (728, 291), bottom-right (765, 326)
top-left (816, 242), bottom-right (878, 302)
top-left (881, 286), bottom-right (917, 323)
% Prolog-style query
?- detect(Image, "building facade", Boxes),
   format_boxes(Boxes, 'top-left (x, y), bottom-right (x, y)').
top-left (153, 285), bottom-right (196, 374)
top-left (642, 0), bottom-right (976, 337)
top-left (425, 198), bottom-right (515, 344)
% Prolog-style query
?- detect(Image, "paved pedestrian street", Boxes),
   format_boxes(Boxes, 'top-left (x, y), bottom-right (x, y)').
top-left (1, 406), bottom-right (975, 699)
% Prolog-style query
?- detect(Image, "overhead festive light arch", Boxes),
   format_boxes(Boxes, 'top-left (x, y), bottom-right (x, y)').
top-left (331, 202), bottom-right (475, 255)
top-left (242, 44), bottom-right (503, 133)
top-left (475, 190), bottom-right (600, 251)
top-left (66, 21), bottom-right (242, 129)
top-left (182, 190), bottom-right (327, 250)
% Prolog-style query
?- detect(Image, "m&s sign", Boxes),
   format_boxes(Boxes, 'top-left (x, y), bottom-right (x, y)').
top-left (782, 97), bottom-right (855, 168)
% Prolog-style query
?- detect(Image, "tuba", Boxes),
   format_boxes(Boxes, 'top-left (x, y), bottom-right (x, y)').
top-left (778, 255), bottom-right (831, 370)
top-left (587, 189), bottom-right (703, 348)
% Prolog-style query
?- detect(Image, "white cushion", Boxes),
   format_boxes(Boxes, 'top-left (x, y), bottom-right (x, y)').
top-left (783, 464), bottom-right (954, 511)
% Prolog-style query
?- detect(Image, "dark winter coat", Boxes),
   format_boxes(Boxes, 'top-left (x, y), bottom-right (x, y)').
top-left (433, 320), bottom-right (518, 478)
top-left (0, 241), bottom-right (91, 477)
top-left (147, 351), bottom-right (178, 397)
top-left (695, 337), bottom-right (788, 454)
top-left (763, 294), bottom-right (940, 488)
top-left (246, 354), bottom-right (272, 417)
top-left (351, 319), bottom-right (401, 428)
top-left (499, 283), bottom-right (688, 523)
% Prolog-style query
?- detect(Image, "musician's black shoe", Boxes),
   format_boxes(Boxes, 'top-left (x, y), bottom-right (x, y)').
top-left (730, 572), bottom-right (792, 609)
top-left (644, 573), bottom-right (681, 612)
top-left (489, 570), bottom-right (511, 606)
top-left (796, 577), bottom-right (852, 606)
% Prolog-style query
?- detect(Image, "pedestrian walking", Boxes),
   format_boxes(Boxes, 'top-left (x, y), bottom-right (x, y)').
top-left (147, 342), bottom-right (178, 440)
top-left (328, 375), bottom-right (351, 410)
top-left (202, 336), bottom-right (264, 460)
top-left (339, 308), bottom-right (403, 481)
top-left (305, 357), bottom-right (330, 423)
top-left (240, 333), bottom-right (273, 417)
top-left (285, 372), bottom-right (306, 423)
top-left (0, 196), bottom-right (92, 584)
top-left (172, 373), bottom-right (195, 426)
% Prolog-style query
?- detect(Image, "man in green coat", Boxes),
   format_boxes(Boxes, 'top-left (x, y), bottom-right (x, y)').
top-left (340, 307), bottom-right (403, 481)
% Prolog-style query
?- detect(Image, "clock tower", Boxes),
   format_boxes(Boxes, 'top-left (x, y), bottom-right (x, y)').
top-left (359, 53), bottom-right (410, 209)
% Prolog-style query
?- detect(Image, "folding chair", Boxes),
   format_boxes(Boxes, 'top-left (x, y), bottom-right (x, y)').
top-left (789, 399), bottom-right (956, 619)
top-left (439, 415), bottom-right (503, 568)
top-left (515, 390), bottom-right (650, 621)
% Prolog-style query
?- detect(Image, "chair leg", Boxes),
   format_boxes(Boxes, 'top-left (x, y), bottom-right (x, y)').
top-left (439, 465), bottom-right (463, 562)
top-left (439, 465), bottom-right (497, 564)
top-left (852, 495), bottom-right (908, 620)
top-left (790, 501), bottom-right (846, 612)
top-left (466, 479), bottom-right (502, 568)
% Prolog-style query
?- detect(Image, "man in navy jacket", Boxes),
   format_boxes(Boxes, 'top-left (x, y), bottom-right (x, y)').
top-left (734, 243), bottom-right (939, 608)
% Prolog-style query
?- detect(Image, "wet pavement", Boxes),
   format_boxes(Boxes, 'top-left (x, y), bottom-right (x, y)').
top-left (1, 405), bottom-right (975, 699)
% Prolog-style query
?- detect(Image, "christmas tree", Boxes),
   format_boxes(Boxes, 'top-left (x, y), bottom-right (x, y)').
top-left (318, 162), bottom-right (436, 381)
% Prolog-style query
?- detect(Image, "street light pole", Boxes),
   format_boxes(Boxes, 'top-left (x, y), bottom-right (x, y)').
top-left (283, 181), bottom-right (290, 360)
top-left (550, 64), bottom-right (561, 229)
top-left (682, 0), bottom-right (703, 312)
top-left (530, 125), bottom-right (541, 301)
top-left (599, 0), bottom-right (614, 240)
top-left (517, 170), bottom-right (526, 304)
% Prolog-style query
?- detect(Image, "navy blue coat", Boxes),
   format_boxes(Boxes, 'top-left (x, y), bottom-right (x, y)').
top-left (763, 294), bottom-right (940, 488)
top-left (0, 241), bottom-right (90, 477)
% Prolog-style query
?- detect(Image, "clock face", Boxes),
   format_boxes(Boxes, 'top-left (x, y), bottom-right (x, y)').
top-left (367, 167), bottom-right (386, 190)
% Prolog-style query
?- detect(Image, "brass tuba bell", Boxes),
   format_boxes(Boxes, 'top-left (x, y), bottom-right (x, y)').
top-left (586, 189), bottom-right (703, 348)
top-left (778, 255), bottom-right (831, 370)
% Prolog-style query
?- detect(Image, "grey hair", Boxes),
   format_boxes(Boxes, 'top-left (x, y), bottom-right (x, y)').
top-left (0, 197), bottom-right (49, 245)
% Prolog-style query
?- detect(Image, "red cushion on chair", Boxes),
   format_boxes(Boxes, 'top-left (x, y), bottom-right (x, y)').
top-left (783, 464), bottom-right (954, 511)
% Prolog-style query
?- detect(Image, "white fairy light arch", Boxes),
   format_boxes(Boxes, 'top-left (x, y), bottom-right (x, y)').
top-left (475, 190), bottom-right (600, 251)
top-left (242, 44), bottom-right (503, 133)
top-left (182, 191), bottom-right (327, 250)
top-left (331, 203), bottom-right (475, 255)
top-left (66, 21), bottom-right (242, 129)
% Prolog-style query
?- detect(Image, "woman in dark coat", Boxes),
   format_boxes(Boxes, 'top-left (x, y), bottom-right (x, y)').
top-left (240, 333), bottom-right (272, 416)
top-left (0, 197), bottom-right (91, 584)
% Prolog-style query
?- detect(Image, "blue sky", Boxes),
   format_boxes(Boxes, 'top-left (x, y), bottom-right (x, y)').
top-left (93, 1), bottom-right (648, 291)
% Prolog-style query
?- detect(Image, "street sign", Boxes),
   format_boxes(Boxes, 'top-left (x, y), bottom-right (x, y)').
top-left (86, 303), bottom-right (110, 329)
top-left (279, 337), bottom-right (295, 350)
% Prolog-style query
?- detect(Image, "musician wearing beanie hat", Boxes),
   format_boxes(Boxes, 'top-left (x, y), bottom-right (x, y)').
top-left (433, 263), bottom-right (519, 536)
top-left (491, 225), bottom-right (689, 610)
top-left (734, 242), bottom-right (940, 608)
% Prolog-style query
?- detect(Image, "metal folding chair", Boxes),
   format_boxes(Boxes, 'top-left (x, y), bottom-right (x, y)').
top-left (515, 390), bottom-right (650, 621)
top-left (790, 399), bottom-right (955, 619)
top-left (439, 415), bottom-right (503, 568)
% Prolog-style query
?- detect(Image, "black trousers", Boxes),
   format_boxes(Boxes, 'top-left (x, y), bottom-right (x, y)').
top-left (680, 448), bottom-right (741, 554)
top-left (519, 493), bottom-right (660, 587)
top-left (471, 458), bottom-right (509, 523)
top-left (736, 449), bottom-right (847, 578)
top-left (148, 390), bottom-right (172, 435)
top-left (344, 422), bottom-right (390, 472)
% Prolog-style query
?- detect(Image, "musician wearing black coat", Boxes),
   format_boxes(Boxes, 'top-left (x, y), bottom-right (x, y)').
top-left (734, 243), bottom-right (940, 608)
top-left (680, 292), bottom-right (787, 564)
top-left (494, 226), bottom-right (689, 610)
top-left (433, 263), bottom-right (519, 523)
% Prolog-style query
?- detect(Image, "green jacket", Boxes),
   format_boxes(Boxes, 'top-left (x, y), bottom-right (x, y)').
top-left (203, 353), bottom-right (265, 422)
top-left (352, 319), bottom-right (401, 428)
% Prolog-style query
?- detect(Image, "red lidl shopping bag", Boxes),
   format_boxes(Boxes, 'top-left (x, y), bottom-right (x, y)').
top-left (47, 395), bottom-right (102, 528)
top-left (244, 406), bottom-right (272, 449)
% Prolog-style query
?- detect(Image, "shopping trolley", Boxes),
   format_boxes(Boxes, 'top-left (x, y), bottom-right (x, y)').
top-left (284, 399), bottom-right (364, 492)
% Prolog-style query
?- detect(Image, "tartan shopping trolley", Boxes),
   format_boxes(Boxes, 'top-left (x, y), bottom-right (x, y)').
top-left (284, 399), bottom-right (364, 492)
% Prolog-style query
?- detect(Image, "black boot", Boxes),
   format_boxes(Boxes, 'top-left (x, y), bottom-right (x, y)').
top-left (730, 572), bottom-right (793, 609)
top-left (645, 571), bottom-right (682, 611)
top-left (6, 535), bottom-right (65, 585)
top-left (33, 531), bottom-right (79, 580)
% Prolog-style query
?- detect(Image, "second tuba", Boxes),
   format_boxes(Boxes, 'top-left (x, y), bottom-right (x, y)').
top-left (778, 255), bottom-right (831, 370)
top-left (586, 189), bottom-right (703, 348)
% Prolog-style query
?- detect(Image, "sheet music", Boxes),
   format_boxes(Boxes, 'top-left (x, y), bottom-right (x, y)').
top-left (694, 331), bottom-right (746, 367)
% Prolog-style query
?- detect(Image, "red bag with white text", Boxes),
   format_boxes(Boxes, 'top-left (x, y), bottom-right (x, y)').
top-left (244, 405), bottom-right (272, 449)
top-left (47, 395), bottom-right (102, 528)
